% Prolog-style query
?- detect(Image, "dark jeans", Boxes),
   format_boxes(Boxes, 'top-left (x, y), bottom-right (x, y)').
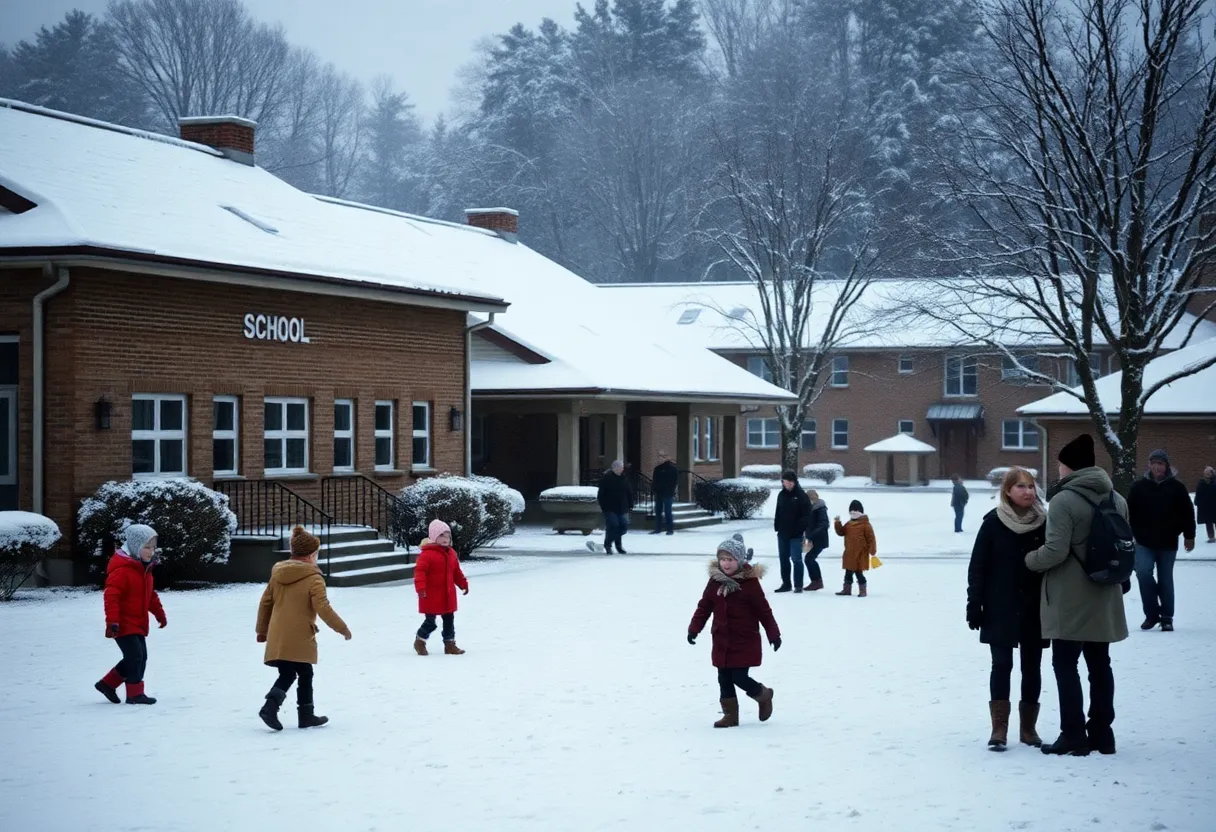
top-left (114, 635), bottom-right (147, 684)
top-left (1134, 545), bottom-right (1177, 620)
top-left (844, 570), bottom-right (867, 586)
top-left (777, 535), bottom-right (804, 588)
top-left (954, 505), bottom-right (965, 533)
top-left (269, 660), bottom-right (314, 705)
top-left (603, 512), bottom-right (629, 551)
top-left (418, 612), bottom-right (455, 642)
top-left (1051, 640), bottom-right (1114, 738)
top-left (652, 496), bottom-right (675, 533)
top-left (1206, 522), bottom-right (1215, 540)
top-left (989, 643), bottom-right (1043, 703)
top-left (717, 667), bottom-right (764, 700)
top-left (804, 543), bottom-right (825, 583)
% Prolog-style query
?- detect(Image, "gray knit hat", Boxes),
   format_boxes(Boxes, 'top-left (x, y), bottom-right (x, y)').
top-left (123, 524), bottom-right (157, 558)
top-left (716, 532), bottom-right (751, 564)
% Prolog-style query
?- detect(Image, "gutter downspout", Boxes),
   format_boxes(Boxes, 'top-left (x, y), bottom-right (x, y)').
top-left (1031, 419), bottom-right (1049, 491)
top-left (464, 313), bottom-right (496, 476)
top-left (33, 266), bottom-right (70, 514)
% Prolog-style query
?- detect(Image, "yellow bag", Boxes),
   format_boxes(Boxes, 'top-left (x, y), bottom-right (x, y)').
top-left (870, 555), bottom-right (883, 569)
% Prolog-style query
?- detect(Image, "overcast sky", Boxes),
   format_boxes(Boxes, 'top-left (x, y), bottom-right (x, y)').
top-left (0, 0), bottom-right (577, 123)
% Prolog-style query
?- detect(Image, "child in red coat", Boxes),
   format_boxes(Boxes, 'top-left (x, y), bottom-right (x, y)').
top-left (94, 524), bottom-right (166, 705)
top-left (412, 520), bottom-right (469, 656)
top-left (688, 533), bottom-right (781, 727)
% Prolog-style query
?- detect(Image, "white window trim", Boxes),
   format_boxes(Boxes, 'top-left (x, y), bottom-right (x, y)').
top-left (800, 419), bottom-right (817, 450)
top-left (0, 387), bottom-right (15, 486)
top-left (705, 417), bottom-right (719, 462)
top-left (831, 355), bottom-right (850, 387)
top-left (693, 416), bottom-right (702, 461)
top-left (374, 400), bottom-right (395, 471)
top-left (898, 420), bottom-right (914, 435)
top-left (831, 418), bottom-right (849, 450)
top-left (212, 396), bottom-right (239, 477)
top-left (333, 399), bottom-right (355, 473)
top-left (745, 417), bottom-right (780, 449)
top-left (1001, 419), bottom-right (1040, 451)
top-left (944, 356), bottom-right (979, 398)
top-left (132, 393), bottom-right (187, 478)
top-left (898, 355), bottom-right (914, 374)
top-left (264, 397), bottom-right (310, 475)
top-left (411, 401), bottom-right (432, 470)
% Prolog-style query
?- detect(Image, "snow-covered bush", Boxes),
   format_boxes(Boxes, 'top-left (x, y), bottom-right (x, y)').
top-left (696, 478), bottom-right (770, 520)
top-left (472, 475), bottom-right (526, 517)
top-left (397, 475), bottom-right (514, 557)
top-left (741, 464), bottom-right (783, 480)
top-left (987, 467), bottom-right (1039, 487)
top-left (803, 463), bottom-right (845, 484)
top-left (538, 486), bottom-right (600, 502)
top-left (0, 512), bottom-right (61, 601)
top-left (77, 479), bottom-right (237, 585)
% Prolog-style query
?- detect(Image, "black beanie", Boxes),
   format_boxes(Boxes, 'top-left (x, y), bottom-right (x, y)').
top-left (1058, 433), bottom-right (1095, 470)
top-left (781, 470), bottom-right (798, 483)
top-left (848, 499), bottom-right (864, 513)
top-left (1149, 448), bottom-right (1170, 467)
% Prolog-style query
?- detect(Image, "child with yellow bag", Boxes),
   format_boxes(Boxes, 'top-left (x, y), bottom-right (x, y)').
top-left (833, 499), bottom-right (879, 597)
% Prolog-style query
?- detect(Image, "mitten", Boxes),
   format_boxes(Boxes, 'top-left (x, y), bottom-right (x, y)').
top-left (256, 634), bottom-right (267, 643)
top-left (966, 603), bottom-right (982, 630)
top-left (106, 623), bottom-right (119, 639)
top-left (462, 587), bottom-right (469, 596)
top-left (687, 633), bottom-right (696, 645)
top-left (770, 637), bottom-right (782, 651)
top-left (157, 617), bottom-right (167, 629)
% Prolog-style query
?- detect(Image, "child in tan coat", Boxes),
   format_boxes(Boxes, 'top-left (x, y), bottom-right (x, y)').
top-left (255, 526), bottom-right (351, 731)
top-left (834, 499), bottom-right (878, 597)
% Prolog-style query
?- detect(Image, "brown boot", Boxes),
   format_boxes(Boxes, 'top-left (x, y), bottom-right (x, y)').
top-left (1019, 701), bottom-right (1043, 747)
top-left (444, 641), bottom-right (466, 655)
top-left (413, 637), bottom-right (428, 656)
top-left (835, 582), bottom-right (853, 596)
top-left (749, 686), bottom-right (774, 722)
top-left (714, 698), bottom-right (739, 728)
top-left (805, 579), bottom-right (825, 591)
top-left (858, 584), bottom-right (868, 597)
top-left (988, 700), bottom-right (1011, 750)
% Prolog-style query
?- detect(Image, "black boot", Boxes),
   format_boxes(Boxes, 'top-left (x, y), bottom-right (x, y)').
top-left (298, 703), bottom-right (329, 729)
top-left (1041, 733), bottom-right (1090, 756)
top-left (1086, 722), bottom-right (1116, 755)
top-left (259, 688), bottom-right (287, 731)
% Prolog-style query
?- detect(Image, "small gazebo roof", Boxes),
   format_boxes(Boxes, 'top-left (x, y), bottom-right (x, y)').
top-left (864, 434), bottom-right (937, 454)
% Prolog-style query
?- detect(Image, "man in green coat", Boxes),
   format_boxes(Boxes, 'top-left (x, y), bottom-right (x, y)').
top-left (1025, 433), bottom-right (1129, 757)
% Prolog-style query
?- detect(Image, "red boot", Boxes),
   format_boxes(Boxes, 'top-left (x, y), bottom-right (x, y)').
top-left (95, 669), bottom-right (123, 704)
top-left (125, 681), bottom-right (157, 705)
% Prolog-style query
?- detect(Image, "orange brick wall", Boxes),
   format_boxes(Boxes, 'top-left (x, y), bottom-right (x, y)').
top-left (638, 415), bottom-right (726, 480)
top-left (1037, 419), bottom-right (1216, 487)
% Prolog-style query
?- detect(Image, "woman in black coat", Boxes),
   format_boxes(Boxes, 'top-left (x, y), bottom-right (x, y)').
top-left (1196, 466), bottom-right (1216, 543)
top-left (966, 467), bottom-right (1048, 751)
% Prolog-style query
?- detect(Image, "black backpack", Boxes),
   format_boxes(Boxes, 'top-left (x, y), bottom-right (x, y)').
top-left (1063, 488), bottom-right (1136, 584)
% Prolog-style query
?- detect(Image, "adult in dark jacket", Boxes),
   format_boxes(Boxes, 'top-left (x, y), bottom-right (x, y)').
top-left (594, 460), bottom-right (634, 554)
top-left (952, 475), bottom-right (970, 533)
top-left (967, 467), bottom-right (1047, 751)
top-left (773, 471), bottom-right (812, 593)
top-left (650, 453), bottom-right (679, 536)
top-left (1127, 449), bottom-right (1196, 632)
top-left (803, 489), bottom-right (829, 591)
top-left (1197, 466), bottom-right (1216, 543)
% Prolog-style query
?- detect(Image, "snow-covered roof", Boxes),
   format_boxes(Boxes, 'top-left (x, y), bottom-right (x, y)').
top-left (600, 281), bottom-right (1216, 352)
top-left (864, 434), bottom-right (937, 454)
top-left (1018, 337), bottom-right (1216, 417)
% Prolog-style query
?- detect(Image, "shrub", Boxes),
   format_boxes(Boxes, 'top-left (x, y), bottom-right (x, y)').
top-left (803, 463), bottom-right (845, 484)
top-left (741, 464), bottom-right (783, 480)
top-left (397, 475), bottom-right (514, 558)
top-left (987, 467), bottom-right (1039, 487)
top-left (77, 479), bottom-right (237, 586)
top-left (0, 512), bottom-right (61, 601)
top-left (696, 478), bottom-right (770, 520)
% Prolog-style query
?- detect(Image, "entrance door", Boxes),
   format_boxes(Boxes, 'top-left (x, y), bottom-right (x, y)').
top-left (0, 388), bottom-right (14, 510)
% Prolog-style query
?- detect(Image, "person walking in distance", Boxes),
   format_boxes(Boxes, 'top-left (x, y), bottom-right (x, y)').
top-left (651, 451), bottom-right (678, 536)
top-left (1026, 434), bottom-right (1130, 756)
top-left (952, 475), bottom-right (970, 533)
top-left (773, 471), bottom-right (812, 593)
top-left (834, 500), bottom-right (877, 597)
top-left (590, 460), bottom-right (633, 554)
top-left (967, 468), bottom-right (1048, 751)
top-left (803, 489), bottom-right (829, 591)
top-left (94, 524), bottom-right (167, 706)
top-left (1127, 449), bottom-right (1196, 632)
top-left (1196, 466), bottom-right (1216, 544)
top-left (413, 520), bottom-right (470, 655)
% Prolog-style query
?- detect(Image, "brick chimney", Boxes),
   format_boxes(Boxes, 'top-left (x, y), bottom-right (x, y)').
top-left (179, 115), bottom-right (257, 166)
top-left (465, 208), bottom-right (519, 243)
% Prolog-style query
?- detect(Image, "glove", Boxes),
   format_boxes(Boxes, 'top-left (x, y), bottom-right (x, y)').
top-left (1184, 538), bottom-right (1195, 553)
top-left (966, 603), bottom-right (982, 631)
top-left (462, 587), bottom-right (469, 596)
top-left (106, 623), bottom-right (119, 639)
top-left (157, 617), bottom-right (167, 629)
top-left (256, 634), bottom-right (267, 643)
top-left (770, 637), bottom-right (781, 652)
top-left (687, 633), bottom-right (697, 645)
top-left (344, 631), bottom-right (353, 641)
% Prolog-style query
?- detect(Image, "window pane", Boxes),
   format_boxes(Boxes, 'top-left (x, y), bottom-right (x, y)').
top-left (159, 439), bottom-right (183, 473)
top-left (132, 399), bottom-right (155, 431)
top-left (286, 403), bottom-right (307, 431)
top-left (412, 436), bottom-right (429, 466)
top-left (0, 396), bottom-right (9, 476)
top-left (334, 403), bottom-right (351, 432)
top-left (286, 438), bottom-right (307, 469)
top-left (213, 400), bottom-right (235, 431)
top-left (132, 440), bottom-right (156, 474)
top-left (375, 437), bottom-right (393, 467)
top-left (160, 399), bottom-right (183, 431)
top-left (376, 403), bottom-right (393, 432)
top-left (1003, 421), bottom-right (1019, 447)
top-left (213, 439), bottom-right (235, 472)
top-left (1025, 428), bottom-right (1040, 449)
top-left (264, 404), bottom-right (282, 432)
top-left (334, 437), bottom-right (353, 468)
top-left (264, 439), bottom-right (283, 470)
top-left (412, 404), bottom-right (428, 430)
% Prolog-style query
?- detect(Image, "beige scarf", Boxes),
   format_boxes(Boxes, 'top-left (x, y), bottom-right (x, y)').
top-left (996, 498), bottom-right (1046, 533)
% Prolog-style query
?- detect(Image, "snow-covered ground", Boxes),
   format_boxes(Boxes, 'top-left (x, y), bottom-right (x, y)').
top-left (3, 491), bottom-right (1215, 831)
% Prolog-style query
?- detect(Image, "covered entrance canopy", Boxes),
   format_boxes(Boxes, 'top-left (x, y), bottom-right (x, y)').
top-left (864, 433), bottom-right (936, 486)
top-left (925, 403), bottom-right (984, 479)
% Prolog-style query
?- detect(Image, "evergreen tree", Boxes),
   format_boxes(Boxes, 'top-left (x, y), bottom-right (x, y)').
top-left (358, 77), bottom-right (424, 211)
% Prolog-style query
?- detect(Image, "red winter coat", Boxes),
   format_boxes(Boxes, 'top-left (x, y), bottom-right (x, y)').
top-left (414, 543), bottom-right (468, 615)
top-left (103, 552), bottom-right (166, 637)
top-left (688, 561), bottom-right (780, 668)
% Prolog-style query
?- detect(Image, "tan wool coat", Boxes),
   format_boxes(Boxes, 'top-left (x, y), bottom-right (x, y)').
top-left (834, 515), bottom-right (877, 572)
top-left (255, 559), bottom-right (350, 665)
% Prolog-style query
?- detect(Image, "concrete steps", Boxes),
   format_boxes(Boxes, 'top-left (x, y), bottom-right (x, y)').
top-left (632, 503), bottom-right (724, 531)
top-left (275, 527), bottom-right (414, 587)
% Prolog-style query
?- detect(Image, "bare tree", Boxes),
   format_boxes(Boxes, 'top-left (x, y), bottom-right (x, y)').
top-left (315, 65), bottom-right (365, 198)
top-left (698, 0), bottom-right (781, 78)
top-left (911, 0), bottom-right (1216, 492)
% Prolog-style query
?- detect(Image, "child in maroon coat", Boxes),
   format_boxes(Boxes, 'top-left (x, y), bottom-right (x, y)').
top-left (688, 533), bottom-right (782, 727)
top-left (412, 519), bottom-right (469, 656)
top-left (94, 524), bottom-right (166, 705)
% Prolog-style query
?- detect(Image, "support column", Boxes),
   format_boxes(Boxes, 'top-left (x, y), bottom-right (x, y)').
top-left (722, 414), bottom-right (740, 479)
top-left (603, 412), bottom-right (625, 465)
top-left (869, 454), bottom-right (878, 484)
top-left (674, 404), bottom-right (693, 501)
top-left (910, 454), bottom-right (920, 486)
top-left (556, 411), bottom-right (580, 487)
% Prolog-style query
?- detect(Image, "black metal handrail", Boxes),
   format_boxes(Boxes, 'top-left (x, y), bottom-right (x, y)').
top-left (321, 474), bottom-right (414, 550)
top-left (580, 467), bottom-right (655, 516)
top-left (681, 469), bottom-right (728, 516)
top-left (214, 479), bottom-right (333, 576)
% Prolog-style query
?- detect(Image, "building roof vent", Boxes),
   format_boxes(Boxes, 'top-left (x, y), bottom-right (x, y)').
top-left (677, 308), bottom-right (701, 324)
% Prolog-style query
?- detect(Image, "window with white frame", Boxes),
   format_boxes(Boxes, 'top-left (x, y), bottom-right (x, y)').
top-left (1067, 352), bottom-right (1104, 387)
top-left (1002, 419), bottom-right (1039, 450)
top-left (132, 394), bottom-right (187, 477)
top-left (898, 419), bottom-right (914, 435)
top-left (705, 417), bottom-right (720, 461)
top-left (1001, 354), bottom-right (1040, 382)
top-left (832, 418), bottom-right (849, 449)
top-left (800, 419), bottom-right (817, 450)
top-left (374, 401), bottom-right (395, 470)
top-left (0, 388), bottom-right (15, 486)
top-left (264, 398), bottom-right (309, 474)
top-left (831, 355), bottom-right (850, 387)
top-left (898, 355), bottom-right (914, 374)
top-left (945, 355), bottom-right (978, 396)
top-left (333, 399), bottom-right (354, 471)
top-left (746, 417), bottom-right (780, 449)
top-left (212, 396), bottom-right (238, 476)
top-left (411, 402), bottom-right (431, 468)
top-left (693, 416), bottom-right (701, 461)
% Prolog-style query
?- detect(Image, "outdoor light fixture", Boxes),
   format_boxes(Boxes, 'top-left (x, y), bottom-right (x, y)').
top-left (94, 396), bottom-right (112, 430)
top-left (449, 407), bottom-right (464, 432)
